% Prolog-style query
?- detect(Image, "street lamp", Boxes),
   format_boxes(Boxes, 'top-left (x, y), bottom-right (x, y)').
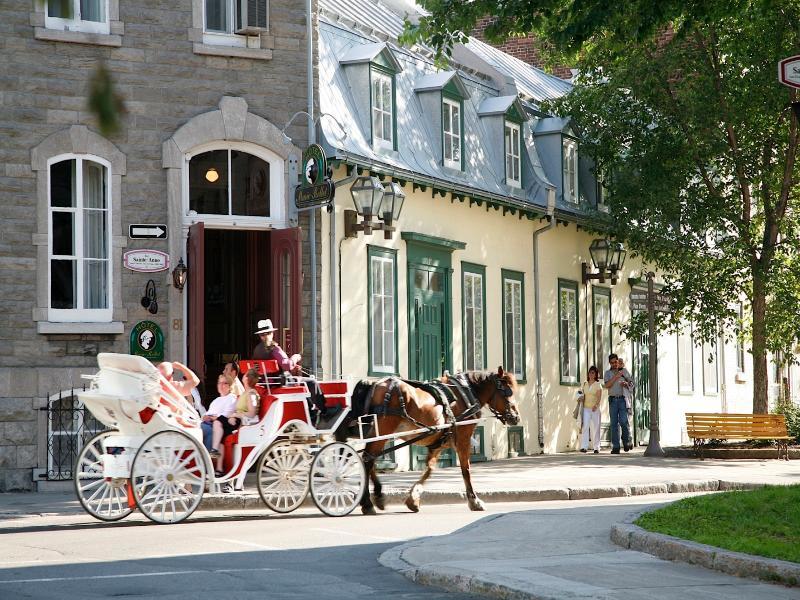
top-left (344, 176), bottom-right (405, 239)
top-left (582, 238), bottom-right (626, 285)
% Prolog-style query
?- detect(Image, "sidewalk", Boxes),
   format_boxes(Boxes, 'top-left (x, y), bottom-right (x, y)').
top-left (380, 497), bottom-right (800, 600)
top-left (0, 449), bottom-right (797, 517)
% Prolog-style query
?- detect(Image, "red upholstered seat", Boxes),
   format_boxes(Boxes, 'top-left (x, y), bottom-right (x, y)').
top-left (318, 381), bottom-right (349, 409)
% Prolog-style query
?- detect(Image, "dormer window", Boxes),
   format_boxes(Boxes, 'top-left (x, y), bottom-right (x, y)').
top-left (563, 138), bottom-right (578, 203)
top-left (443, 97), bottom-right (462, 170)
top-left (371, 69), bottom-right (394, 149)
top-left (505, 121), bottom-right (521, 188)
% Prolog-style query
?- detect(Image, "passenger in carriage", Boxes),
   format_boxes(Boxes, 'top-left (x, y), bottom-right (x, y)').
top-left (223, 361), bottom-right (245, 396)
top-left (210, 369), bottom-right (262, 474)
top-left (251, 318), bottom-right (328, 419)
top-left (158, 361), bottom-right (203, 415)
top-left (202, 374), bottom-right (238, 462)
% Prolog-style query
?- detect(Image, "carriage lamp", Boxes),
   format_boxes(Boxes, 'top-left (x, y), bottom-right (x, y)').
top-left (377, 181), bottom-right (405, 240)
top-left (345, 175), bottom-right (385, 238)
top-left (582, 238), bottom-right (627, 285)
top-left (172, 257), bottom-right (188, 292)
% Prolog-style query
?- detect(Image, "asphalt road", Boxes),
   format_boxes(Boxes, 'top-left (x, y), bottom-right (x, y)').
top-left (0, 501), bottom-right (512, 600)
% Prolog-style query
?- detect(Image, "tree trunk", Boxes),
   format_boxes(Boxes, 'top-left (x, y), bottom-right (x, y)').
top-left (751, 272), bottom-right (769, 414)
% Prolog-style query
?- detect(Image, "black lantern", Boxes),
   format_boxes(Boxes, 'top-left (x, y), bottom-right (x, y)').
top-left (378, 181), bottom-right (405, 239)
top-left (582, 238), bottom-right (625, 285)
top-left (172, 257), bottom-right (188, 292)
top-left (349, 175), bottom-right (385, 220)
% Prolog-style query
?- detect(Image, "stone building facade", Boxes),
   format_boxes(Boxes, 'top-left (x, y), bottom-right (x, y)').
top-left (0, 0), bottom-right (317, 491)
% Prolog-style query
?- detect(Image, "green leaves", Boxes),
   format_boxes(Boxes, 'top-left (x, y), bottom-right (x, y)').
top-left (87, 62), bottom-right (125, 137)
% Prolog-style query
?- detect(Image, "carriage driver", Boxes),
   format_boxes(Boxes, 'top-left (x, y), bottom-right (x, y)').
top-left (251, 318), bottom-right (329, 419)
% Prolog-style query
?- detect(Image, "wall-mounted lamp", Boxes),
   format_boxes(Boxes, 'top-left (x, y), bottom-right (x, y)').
top-left (205, 167), bottom-right (220, 183)
top-left (582, 238), bottom-right (626, 285)
top-left (344, 176), bottom-right (405, 240)
top-left (172, 257), bottom-right (188, 292)
top-left (140, 279), bottom-right (158, 314)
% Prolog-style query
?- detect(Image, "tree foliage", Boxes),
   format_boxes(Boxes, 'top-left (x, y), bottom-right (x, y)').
top-left (409, 1), bottom-right (800, 411)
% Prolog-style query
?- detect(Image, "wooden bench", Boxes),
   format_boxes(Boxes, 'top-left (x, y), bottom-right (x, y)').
top-left (685, 413), bottom-right (791, 460)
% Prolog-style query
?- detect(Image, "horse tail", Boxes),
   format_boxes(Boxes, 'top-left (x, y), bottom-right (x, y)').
top-left (334, 379), bottom-right (375, 442)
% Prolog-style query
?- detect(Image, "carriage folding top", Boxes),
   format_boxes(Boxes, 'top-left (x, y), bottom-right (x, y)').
top-left (75, 352), bottom-right (362, 524)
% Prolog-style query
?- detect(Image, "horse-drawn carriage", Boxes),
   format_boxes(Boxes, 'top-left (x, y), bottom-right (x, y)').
top-left (75, 352), bottom-right (520, 524)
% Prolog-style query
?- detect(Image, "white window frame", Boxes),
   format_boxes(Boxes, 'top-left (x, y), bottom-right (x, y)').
top-left (47, 154), bottom-right (112, 323)
top-left (592, 287), bottom-right (611, 372)
top-left (369, 253), bottom-right (396, 374)
top-left (677, 325), bottom-right (694, 393)
top-left (502, 274), bottom-right (524, 379)
top-left (371, 70), bottom-right (394, 150)
top-left (563, 138), bottom-right (579, 203)
top-left (443, 97), bottom-right (462, 170)
top-left (559, 280), bottom-right (579, 384)
top-left (463, 269), bottom-right (485, 371)
top-left (45, 0), bottom-right (110, 34)
top-left (504, 121), bottom-right (521, 188)
top-left (183, 141), bottom-right (286, 230)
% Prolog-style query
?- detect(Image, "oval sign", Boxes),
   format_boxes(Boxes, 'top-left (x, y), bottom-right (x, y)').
top-left (779, 55), bottom-right (800, 89)
top-left (124, 249), bottom-right (170, 273)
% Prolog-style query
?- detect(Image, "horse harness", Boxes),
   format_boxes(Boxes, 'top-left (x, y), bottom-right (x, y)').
top-left (362, 374), bottom-right (483, 460)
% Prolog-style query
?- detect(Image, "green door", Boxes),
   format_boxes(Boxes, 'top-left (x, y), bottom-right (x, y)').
top-left (633, 335), bottom-right (651, 446)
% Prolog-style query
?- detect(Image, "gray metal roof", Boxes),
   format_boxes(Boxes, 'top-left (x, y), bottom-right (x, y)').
top-left (414, 71), bottom-right (467, 97)
top-left (477, 96), bottom-right (526, 118)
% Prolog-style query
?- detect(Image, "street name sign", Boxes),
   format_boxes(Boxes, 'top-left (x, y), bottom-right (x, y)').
top-left (123, 249), bottom-right (170, 273)
top-left (779, 55), bottom-right (800, 89)
top-left (129, 224), bottom-right (167, 240)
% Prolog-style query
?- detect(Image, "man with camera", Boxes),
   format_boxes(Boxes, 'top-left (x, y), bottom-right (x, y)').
top-left (604, 353), bottom-right (634, 454)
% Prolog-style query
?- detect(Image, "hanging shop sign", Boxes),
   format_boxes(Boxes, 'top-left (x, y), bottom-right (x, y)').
top-left (130, 320), bottom-right (164, 361)
top-left (124, 249), bottom-right (170, 273)
top-left (295, 143), bottom-right (335, 209)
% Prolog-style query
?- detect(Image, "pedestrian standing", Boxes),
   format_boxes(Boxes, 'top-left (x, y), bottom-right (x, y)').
top-left (580, 366), bottom-right (603, 454)
top-left (604, 353), bottom-right (634, 454)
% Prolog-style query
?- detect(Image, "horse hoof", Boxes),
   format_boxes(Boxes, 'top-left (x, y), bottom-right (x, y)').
top-left (469, 499), bottom-right (486, 512)
top-left (361, 505), bottom-right (377, 516)
top-left (404, 497), bottom-right (420, 513)
top-left (373, 494), bottom-right (386, 511)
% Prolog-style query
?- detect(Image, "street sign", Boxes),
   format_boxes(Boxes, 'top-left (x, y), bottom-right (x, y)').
top-left (123, 249), bottom-right (170, 273)
top-left (295, 179), bottom-right (335, 209)
top-left (779, 55), bottom-right (800, 89)
top-left (129, 224), bottom-right (167, 240)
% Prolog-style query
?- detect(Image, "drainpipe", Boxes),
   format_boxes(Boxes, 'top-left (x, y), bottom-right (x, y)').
top-left (306, 0), bottom-right (318, 376)
top-left (533, 188), bottom-right (556, 450)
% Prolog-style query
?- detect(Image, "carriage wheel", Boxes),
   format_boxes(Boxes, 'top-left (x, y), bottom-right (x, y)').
top-left (309, 442), bottom-right (366, 517)
top-left (256, 441), bottom-right (311, 513)
top-left (131, 430), bottom-right (207, 524)
top-left (74, 430), bottom-right (133, 522)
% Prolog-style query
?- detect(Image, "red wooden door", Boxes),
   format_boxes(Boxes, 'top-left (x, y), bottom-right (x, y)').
top-left (269, 227), bottom-right (302, 356)
top-left (187, 222), bottom-right (205, 379)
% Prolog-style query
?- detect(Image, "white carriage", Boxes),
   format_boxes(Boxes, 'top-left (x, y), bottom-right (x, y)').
top-left (75, 352), bottom-right (364, 524)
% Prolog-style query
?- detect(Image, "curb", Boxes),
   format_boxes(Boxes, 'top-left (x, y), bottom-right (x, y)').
top-left (610, 511), bottom-right (800, 587)
top-left (198, 478), bottom-right (767, 511)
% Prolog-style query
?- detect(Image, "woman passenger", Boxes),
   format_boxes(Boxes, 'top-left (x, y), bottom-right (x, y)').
top-left (212, 369), bottom-right (261, 475)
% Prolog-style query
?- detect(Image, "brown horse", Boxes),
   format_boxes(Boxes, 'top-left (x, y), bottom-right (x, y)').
top-left (339, 367), bottom-right (520, 515)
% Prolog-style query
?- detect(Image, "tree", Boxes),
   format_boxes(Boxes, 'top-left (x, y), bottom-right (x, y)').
top-left (408, 1), bottom-right (800, 412)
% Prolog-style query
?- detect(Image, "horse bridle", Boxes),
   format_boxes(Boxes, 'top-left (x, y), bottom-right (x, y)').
top-left (487, 374), bottom-right (516, 424)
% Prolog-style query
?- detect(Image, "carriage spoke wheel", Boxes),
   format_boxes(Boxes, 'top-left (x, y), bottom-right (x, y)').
top-left (74, 429), bottom-right (133, 522)
top-left (131, 430), bottom-right (207, 524)
top-left (309, 442), bottom-right (365, 517)
top-left (257, 441), bottom-right (311, 513)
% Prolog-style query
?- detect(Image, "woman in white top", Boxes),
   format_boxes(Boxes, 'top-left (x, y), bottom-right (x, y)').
top-left (580, 366), bottom-right (604, 454)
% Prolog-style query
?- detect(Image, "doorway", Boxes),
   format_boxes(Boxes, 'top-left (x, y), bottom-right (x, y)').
top-left (186, 224), bottom-right (302, 402)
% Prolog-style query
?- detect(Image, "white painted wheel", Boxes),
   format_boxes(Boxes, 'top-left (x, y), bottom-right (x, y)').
top-left (74, 430), bottom-right (133, 522)
top-left (257, 441), bottom-right (311, 513)
top-left (309, 442), bottom-right (365, 517)
top-left (131, 430), bottom-right (207, 524)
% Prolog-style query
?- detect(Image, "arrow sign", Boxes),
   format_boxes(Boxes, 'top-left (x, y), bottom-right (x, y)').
top-left (129, 224), bottom-right (167, 240)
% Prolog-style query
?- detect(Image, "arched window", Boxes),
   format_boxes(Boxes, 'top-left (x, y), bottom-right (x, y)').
top-left (48, 155), bottom-right (112, 322)
top-left (189, 148), bottom-right (271, 218)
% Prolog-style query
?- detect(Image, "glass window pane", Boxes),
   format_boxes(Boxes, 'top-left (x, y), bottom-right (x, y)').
top-left (383, 114), bottom-right (392, 141)
top-left (231, 151), bottom-right (270, 217)
top-left (83, 209), bottom-right (107, 259)
top-left (52, 211), bottom-right (75, 256)
top-left (189, 150), bottom-right (228, 215)
top-left (51, 259), bottom-right (76, 309)
top-left (83, 161), bottom-right (106, 209)
top-left (205, 0), bottom-right (228, 32)
top-left (80, 0), bottom-right (105, 22)
top-left (48, 0), bottom-right (70, 18)
top-left (83, 260), bottom-right (108, 309)
top-left (51, 160), bottom-right (75, 208)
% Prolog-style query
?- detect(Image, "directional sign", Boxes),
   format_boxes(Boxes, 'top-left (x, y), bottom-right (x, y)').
top-left (631, 300), bottom-right (670, 313)
top-left (129, 224), bottom-right (167, 240)
top-left (779, 55), bottom-right (800, 89)
top-left (629, 290), bottom-right (671, 305)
